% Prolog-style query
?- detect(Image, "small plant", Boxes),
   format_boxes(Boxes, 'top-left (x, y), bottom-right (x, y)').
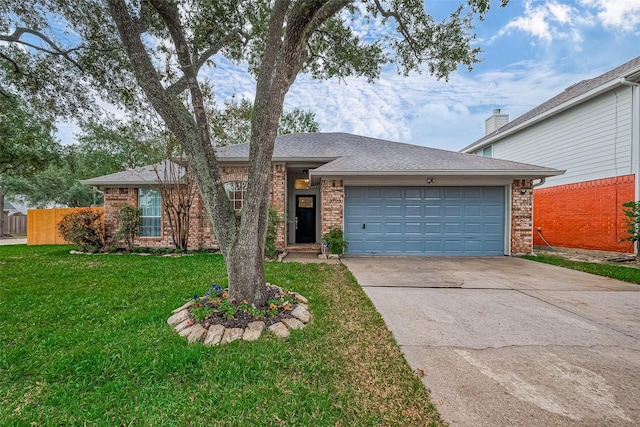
top-left (191, 304), bottom-right (212, 322)
top-left (115, 204), bottom-right (140, 251)
top-left (622, 201), bottom-right (640, 255)
top-left (265, 206), bottom-right (281, 259)
top-left (150, 248), bottom-right (160, 255)
top-left (322, 227), bottom-right (349, 255)
top-left (57, 209), bottom-right (106, 253)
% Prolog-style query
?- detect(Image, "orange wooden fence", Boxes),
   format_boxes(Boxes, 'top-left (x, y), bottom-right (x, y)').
top-left (27, 207), bottom-right (104, 245)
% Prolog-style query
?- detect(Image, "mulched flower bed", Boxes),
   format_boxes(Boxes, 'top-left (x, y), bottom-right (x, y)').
top-left (190, 283), bottom-right (299, 329)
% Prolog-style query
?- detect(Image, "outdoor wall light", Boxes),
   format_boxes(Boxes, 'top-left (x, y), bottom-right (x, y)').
top-left (520, 189), bottom-right (528, 195)
top-left (426, 179), bottom-right (435, 184)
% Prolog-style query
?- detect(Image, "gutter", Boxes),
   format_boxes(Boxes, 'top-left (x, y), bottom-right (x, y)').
top-left (309, 169), bottom-right (565, 178)
top-left (461, 77), bottom-right (633, 153)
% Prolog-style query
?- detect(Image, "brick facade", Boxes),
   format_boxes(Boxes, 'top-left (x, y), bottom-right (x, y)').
top-left (103, 167), bottom-right (536, 255)
top-left (320, 179), bottom-right (344, 236)
top-left (533, 174), bottom-right (635, 252)
top-left (103, 164), bottom-right (287, 250)
top-left (511, 179), bottom-right (534, 255)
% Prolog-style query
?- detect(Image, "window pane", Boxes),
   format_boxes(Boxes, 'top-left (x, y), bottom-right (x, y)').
top-left (139, 188), bottom-right (161, 237)
top-left (224, 181), bottom-right (247, 212)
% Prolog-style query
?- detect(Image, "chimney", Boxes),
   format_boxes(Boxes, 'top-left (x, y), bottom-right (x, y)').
top-left (485, 108), bottom-right (509, 135)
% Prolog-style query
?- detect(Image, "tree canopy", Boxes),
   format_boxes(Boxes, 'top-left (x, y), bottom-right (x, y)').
top-left (1, 0), bottom-right (508, 303)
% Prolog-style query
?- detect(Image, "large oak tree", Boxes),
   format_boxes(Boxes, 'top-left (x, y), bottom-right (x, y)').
top-left (1, 0), bottom-right (507, 304)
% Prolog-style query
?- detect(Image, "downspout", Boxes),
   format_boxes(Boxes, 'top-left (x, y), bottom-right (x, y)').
top-left (620, 79), bottom-right (639, 255)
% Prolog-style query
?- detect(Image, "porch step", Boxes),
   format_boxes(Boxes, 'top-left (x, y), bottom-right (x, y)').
top-left (286, 244), bottom-right (322, 253)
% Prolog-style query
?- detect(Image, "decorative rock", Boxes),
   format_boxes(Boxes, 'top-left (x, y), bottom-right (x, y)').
top-left (269, 322), bottom-right (290, 338)
top-left (221, 328), bottom-right (244, 344)
top-left (290, 305), bottom-right (311, 323)
top-left (178, 325), bottom-right (195, 337)
top-left (167, 309), bottom-right (191, 326)
top-left (293, 293), bottom-right (308, 304)
top-left (328, 254), bottom-right (340, 259)
top-left (172, 300), bottom-right (193, 314)
top-left (243, 321), bottom-right (265, 341)
top-left (174, 319), bottom-right (193, 332)
top-left (282, 317), bottom-right (304, 330)
top-left (187, 324), bottom-right (208, 343)
top-left (203, 324), bottom-right (225, 346)
top-left (317, 254), bottom-right (327, 259)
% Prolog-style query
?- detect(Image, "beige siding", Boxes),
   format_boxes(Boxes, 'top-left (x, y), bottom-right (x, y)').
top-left (493, 87), bottom-right (633, 188)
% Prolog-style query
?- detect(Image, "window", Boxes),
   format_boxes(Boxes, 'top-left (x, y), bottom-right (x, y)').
top-left (224, 181), bottom-right (248, 211)
top-left (139, 188), bottom-right (161, 237)
top-left (475, 146), bottom-right (493, 157)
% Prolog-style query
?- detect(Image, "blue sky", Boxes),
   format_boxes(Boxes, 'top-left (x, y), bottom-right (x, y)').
top-left (56, 0), bottom-right (640, 151)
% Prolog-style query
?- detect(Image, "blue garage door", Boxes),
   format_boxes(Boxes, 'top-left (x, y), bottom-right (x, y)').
top-left (344, 186), bottom-right (505, 255)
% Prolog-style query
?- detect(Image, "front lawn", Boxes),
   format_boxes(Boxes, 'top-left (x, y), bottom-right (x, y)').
top-left (523, 253), bottom-right (640, 285)
top-left (0, 245), bottom-right (442, 426)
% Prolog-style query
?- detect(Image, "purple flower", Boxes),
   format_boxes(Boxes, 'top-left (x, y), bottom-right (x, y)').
top-left (205, 291), bottom-right (211, 296)
top-left (194, 294), bottom-right (199, 300)
top-left (231, 299), bottom-right (237, 305)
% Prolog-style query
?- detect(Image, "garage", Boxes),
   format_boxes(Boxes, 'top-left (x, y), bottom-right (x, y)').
top-left (344, 186), bottom-right (505, 255)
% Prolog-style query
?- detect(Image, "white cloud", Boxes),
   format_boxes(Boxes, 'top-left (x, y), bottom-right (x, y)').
top-left (580, 0), bottom-right (640, 30)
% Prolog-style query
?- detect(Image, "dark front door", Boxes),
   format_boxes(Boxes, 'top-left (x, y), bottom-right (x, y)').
top-left (296, 195), bottom-right (316, 243)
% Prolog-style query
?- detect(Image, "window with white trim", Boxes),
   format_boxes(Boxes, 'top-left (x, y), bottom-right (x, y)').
top-left (475, 145), bottom-right (493, 157)
top-left (224, 181), bottom-right (248, 211)
top-left (139, 188), bottom-right (161, 237)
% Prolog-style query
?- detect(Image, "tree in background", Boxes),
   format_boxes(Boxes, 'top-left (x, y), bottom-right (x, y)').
top-left (12, 119), bottom-right (165, 208)
top-left (211, 97), bottom-right (319, 147)
top-left (2, 0), bottom-right (508, 305)
top-left (0, 96), bottom-right (60, 235)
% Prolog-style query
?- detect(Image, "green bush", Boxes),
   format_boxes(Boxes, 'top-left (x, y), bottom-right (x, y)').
top-left (322, 227), bottom-right (348, 255)
top-left (57, 209), bottom-right (106, 253)
top-left (265, 206), bottom-right (281, 259)
top-left (115, 204), bottom-right (140, 251)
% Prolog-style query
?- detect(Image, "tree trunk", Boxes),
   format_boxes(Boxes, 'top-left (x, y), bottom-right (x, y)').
top-left (106, 0), bottom-right (336, 306)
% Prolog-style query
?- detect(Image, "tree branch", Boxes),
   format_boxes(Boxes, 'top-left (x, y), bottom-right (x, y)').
top-left (370, 0), bottom-right (421, 60)
top-left (0, 27), bottom-right (85, 71)
top-left (0, 51), bottom-right (21, 74)
top-left (166, 29), bottom-right (243, 97)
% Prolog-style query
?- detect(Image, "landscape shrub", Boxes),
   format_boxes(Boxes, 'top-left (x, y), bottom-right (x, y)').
top-left (57, 209), bottom-right (106, 253)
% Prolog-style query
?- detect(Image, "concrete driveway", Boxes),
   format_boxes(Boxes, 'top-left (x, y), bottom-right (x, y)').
top-left (342, 257), bottom-right (640, 426)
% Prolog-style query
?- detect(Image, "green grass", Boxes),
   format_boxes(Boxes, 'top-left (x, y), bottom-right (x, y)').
top-left (523, 253), bottom-right (640, 285)
top-left (0, 245), bottom-right (442, 426)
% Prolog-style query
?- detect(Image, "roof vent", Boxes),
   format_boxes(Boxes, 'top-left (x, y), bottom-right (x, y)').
top-left (485, 109), bottom-right (509, 135)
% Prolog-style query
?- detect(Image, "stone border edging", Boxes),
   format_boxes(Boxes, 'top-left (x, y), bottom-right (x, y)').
top-left (167, 286), bottom-right (311, 345)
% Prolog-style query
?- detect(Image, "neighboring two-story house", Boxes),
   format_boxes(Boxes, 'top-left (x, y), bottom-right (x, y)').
top-left (462, 56), bottom-right (640, 253)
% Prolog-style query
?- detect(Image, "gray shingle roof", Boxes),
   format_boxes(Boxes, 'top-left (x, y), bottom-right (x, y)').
top-left (462, 55), bottom-right (640, 152)
top-left (83, 133), bottom-right (562, 186)
top-left (219, 133), bottom-right (560, 176)
top-left (80, 160), bottom-right (185, 186)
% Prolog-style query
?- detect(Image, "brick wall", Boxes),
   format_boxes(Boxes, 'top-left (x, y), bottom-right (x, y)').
top-left (533, 174), bottom-right (635, 252)
top-left (104, 163), bottom-right (288, 250)
top-left (320, 179), bottom-right (344, 236)
top-left (103, 187), bottom-right (137, 244)
top-left (511, 179), bottom-right (534, 255)
top-left (269, 163), bottom-right (286, 248)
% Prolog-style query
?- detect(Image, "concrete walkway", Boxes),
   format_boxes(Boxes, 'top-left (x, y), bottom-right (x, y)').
top-left (342, 256), bottom-right (640, 426)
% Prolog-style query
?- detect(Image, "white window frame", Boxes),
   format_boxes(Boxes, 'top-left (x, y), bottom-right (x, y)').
top-left (138, 188), bottom-right (162, 237)
top-left (224, 181), bottom-right (248, 212)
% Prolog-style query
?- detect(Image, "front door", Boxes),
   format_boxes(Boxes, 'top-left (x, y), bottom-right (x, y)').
top-left (296, 195), bottom-right (316, 243)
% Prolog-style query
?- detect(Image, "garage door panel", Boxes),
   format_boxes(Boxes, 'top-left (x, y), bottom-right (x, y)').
top-left (344, 186), bottom-right (505, 255)
top-left (405, 222), bottom-right (422, 234)
top-left (405, 205), bottom-right (422, 217)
